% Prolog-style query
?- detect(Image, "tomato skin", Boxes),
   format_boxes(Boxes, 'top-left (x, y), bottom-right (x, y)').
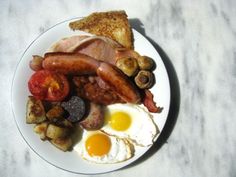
top-left (28, 70), bottom-right (69, 101)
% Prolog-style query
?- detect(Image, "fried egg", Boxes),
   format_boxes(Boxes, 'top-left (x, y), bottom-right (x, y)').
top-left (74, 130), bottom-right (134, 164)
top-left (101, 103), bottom-right (159, 146)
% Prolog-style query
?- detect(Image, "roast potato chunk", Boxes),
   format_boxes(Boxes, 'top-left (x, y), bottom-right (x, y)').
top-left (46, 124), bottom-right (70, 139)
top-left (51, 138), bottom-right (72, 151)
top-left (26, 96), bottom-right (46, 124)
top-left (58, 119), bottom-right (74, 128)
top-left (46, 105), bottom-right (64, 121)
top-left (33, 122), bottom-right (49, 140)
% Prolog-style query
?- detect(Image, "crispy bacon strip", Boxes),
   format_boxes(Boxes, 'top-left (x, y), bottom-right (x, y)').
top-left (143, 89), bottom-right (163, 113)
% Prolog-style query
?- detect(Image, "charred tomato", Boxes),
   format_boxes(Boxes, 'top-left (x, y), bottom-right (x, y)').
top-left (28, 70), bottom-right (69, 101)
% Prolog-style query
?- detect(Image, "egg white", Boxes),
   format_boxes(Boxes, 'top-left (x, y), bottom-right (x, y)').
top-left (74, 130), bottom-right (134, 164)
top-left (101, 103), bottom-right (159, 147)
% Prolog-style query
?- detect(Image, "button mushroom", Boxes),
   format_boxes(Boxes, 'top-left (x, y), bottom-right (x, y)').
top-left (134, 70), bottom-right (155, 89)
top-left (116, 57), bottom-right (139, 77)
top-left (137, 56), bottom-right (154, 70)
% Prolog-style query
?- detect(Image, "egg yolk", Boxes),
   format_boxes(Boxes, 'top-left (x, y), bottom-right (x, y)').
top-left (85, 133), bottom-right (111, 157)
top-left (108, 112), bottom-right (131, 131)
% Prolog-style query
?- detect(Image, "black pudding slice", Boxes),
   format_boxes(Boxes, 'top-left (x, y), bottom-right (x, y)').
top-left (61, 96), bottom-right (85, 122)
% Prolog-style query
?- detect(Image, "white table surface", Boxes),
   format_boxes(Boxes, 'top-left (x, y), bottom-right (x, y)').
top-left (1, 0), bottom-right (236, 177)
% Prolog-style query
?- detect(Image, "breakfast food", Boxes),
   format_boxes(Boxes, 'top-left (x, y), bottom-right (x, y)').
top-left (30, 55), bottom-right (44, 71)
top-left (51, 137), bottom-right (73, 152)
top-left (116, 57), bottom-right (139, 77)
top-left (137, 56), bottom-right (154, 70)
top-left (73, 76), bottom-right (125, 105)
top-left (61, 96), bottom-right (86, 122)
top-left (43, 52), bottom-right (100, 75)
top-left (33, 122), bottom-right (48, 140)
top-left (46, 124), bottom-right (70, 139)
top-left (74, 130), bottom-right (134, 163)
top-left (143, 90), bottom-right (163, 113)
top-left (26, 95), bottom-right (75, 151)
top-left (26, 96), bottom-right (46, 124)
top-left (48, 35), bottom-right (141, 67)
top-left (69, 10), bottom-right (133, 49)
top-left (43, 52), bottom-right (141, 104)
top-left (28, 70), bottom-right (70, 101)
top-left (102, 103), bottom-right (159, 146)
top-left (46, 105), bottom-right (64, 121)
top-left (79, 102), bottom-right (105, 130)
top-left (96, 62), bottom-right (141, 104)
top-left (26, 10), bottom-right (163, 163)
top-left (134, 70), bottom-right (155, 89)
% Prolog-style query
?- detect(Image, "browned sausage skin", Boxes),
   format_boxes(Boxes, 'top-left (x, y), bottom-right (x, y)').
top-left (42, 52), bottom-right (141, 104)
top-left (43, 52), bottom-right (100, 75)
top-left (97, 62), bottom-right (141, 104)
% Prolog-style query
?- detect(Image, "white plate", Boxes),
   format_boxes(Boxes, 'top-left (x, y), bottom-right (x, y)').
top-left (11, 18), bottom-right (170, 174)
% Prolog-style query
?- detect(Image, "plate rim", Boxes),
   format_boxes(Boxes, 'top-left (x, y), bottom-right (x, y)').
top-left (11, 17), bottom-right (171, 175)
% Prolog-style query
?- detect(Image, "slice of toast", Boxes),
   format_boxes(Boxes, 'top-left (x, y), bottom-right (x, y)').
top-left (69, 10), bottom-right (133, 49)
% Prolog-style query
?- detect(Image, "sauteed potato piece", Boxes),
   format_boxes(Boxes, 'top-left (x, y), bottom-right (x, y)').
top-left (33, 122), bottom-right (49, 140)
top-left (26, 96), bottom-right (46, 124)
top-left (51, 138), bottom-right (73, 151)
top-left (46, 124), bottom-right (70, 139)
top-left (58, 119), bottom-right (74, 128)
top-left (46, 105), bottom-right (64, 121)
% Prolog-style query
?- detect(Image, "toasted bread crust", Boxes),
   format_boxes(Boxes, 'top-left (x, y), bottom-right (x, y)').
top-left (69, 10), bottom-right (133, 49)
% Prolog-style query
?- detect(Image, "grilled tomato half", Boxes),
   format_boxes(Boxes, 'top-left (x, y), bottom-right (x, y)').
top-left (28, 70), bottom-right (69, 101)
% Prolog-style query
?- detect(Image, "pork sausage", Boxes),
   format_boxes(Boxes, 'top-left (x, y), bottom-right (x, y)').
top-left (43, 52), bottom-right (100, 75)
top-left (43, 52), bottom-right (141, 104)
top-left (96, 62), bottom-right (141, 104)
